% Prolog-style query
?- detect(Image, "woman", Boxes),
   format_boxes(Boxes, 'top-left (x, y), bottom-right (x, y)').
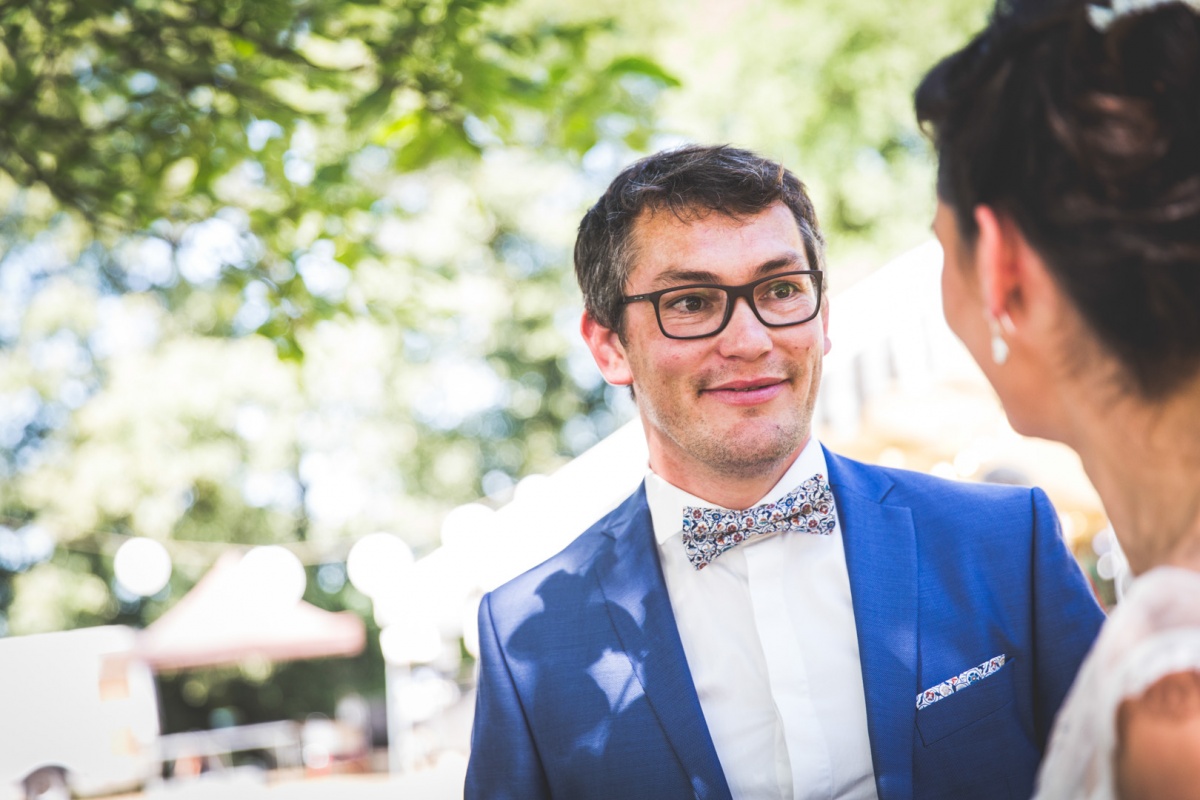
top-left (915, 0), bottom-right (1200, 797)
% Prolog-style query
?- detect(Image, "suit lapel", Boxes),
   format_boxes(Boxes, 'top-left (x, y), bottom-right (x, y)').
top-left (594, 485), bottom-right (733, 800)
top-left (826, 450), bottom-right (917, 800)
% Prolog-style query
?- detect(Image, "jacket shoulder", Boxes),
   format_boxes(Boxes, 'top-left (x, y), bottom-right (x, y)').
top-left (827, 448), bottom-right (1042, 509)
top-left (826, 450), bottom-right (1059, 565)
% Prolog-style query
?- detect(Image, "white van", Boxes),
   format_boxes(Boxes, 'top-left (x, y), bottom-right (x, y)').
top-left (0, 626), bottom-right (159, 799)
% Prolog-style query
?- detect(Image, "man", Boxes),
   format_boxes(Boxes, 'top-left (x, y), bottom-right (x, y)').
top-left (465, 145), bottom-right (1103, 800)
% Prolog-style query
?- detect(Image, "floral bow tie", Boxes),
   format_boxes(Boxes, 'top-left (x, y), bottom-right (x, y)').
top-left (681, 473), bottom-right (836, 570)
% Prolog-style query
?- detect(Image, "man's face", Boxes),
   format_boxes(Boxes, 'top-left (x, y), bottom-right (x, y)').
top-left (584, 202), bottom-right (830, 488)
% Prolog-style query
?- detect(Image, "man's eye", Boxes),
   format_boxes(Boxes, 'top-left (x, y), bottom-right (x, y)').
top-left (761, 279), bottom-right (807, 301)
top-left (667, 294), bottom-right (708, 313)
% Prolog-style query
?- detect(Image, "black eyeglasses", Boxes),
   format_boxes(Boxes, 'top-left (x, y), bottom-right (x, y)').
top-left (620, 270), bottom-right (823, 340)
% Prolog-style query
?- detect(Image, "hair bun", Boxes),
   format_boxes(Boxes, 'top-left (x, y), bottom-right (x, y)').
top-left (916, 0), bottom-right (1200, 398)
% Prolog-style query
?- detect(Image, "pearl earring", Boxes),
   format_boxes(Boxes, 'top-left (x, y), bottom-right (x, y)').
top-left (988, 313), bottom-right (1013, 366)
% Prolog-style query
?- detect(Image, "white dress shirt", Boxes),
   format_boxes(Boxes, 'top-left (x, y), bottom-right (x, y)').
top-left (645, 438), bottom-right (878, 800)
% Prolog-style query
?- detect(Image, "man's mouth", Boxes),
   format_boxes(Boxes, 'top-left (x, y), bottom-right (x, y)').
top-left (701, 378), bottom-right (788, 404)
top-left (707, 378), bottom-right (785, 392)
top-left (725, 383), bottom-right (777, 392)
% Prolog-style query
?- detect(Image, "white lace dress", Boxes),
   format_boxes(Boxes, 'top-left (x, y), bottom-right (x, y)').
top-left (1033, 566), bottom-right (1200, 799)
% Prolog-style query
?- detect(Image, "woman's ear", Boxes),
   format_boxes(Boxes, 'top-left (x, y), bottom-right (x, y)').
top-left (581, 311), bottom-right (633, 386)
top-left (974, 205), bottom-right (1060, 338)
top-left (973, 205), bottom-right (1021, 323)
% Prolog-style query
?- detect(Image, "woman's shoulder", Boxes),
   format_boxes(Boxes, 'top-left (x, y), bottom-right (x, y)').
top-left (1116, 670), bottom-right (1200, 800)
top-left (1034, 567), bottom-right (1200, 800)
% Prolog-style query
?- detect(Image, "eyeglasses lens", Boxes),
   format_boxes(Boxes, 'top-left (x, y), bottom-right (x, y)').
top-left (656, 273), bottom-right (819, 337)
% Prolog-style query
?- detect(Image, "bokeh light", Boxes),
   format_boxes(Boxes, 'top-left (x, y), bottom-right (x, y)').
top-left (379, 617), bottom-right (442, 666)
top-left (346, 532), bottom-right (414, 600)
top-left (237, 545), bottom-right (306, 605)
top-left (113, 537), bottom-right (172, 597)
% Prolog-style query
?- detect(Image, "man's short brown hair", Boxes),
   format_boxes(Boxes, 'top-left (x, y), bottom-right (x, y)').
top-left (574, 144), bottom-right (825, 333)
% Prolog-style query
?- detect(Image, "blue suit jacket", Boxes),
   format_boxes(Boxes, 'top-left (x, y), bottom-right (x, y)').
top-left (465, 450), bottom-right (1104, 799)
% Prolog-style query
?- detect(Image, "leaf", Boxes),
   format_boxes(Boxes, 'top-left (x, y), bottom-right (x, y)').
top-left (604, 55), bottom-right (680, 87)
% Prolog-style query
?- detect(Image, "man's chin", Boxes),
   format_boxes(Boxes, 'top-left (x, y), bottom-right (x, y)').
top-left (695, 433), bottom-right (807, 476)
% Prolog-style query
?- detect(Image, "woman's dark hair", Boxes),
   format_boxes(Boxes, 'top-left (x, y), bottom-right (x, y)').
top-left (916, 0), bottom-right (1200, 398)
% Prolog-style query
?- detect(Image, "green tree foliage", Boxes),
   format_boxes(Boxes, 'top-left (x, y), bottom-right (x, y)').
top-left (603, 0), bottom-right (989, 275)
top-left (0, 0), bottom-right (671, 726)
top-left (0, 0), bottom-right (669, 339)
top-left (0, 0), bottom-right (990, 729)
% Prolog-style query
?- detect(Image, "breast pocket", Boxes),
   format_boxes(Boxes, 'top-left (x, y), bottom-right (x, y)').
top-left (916, 660), bottom-right (1014, 747)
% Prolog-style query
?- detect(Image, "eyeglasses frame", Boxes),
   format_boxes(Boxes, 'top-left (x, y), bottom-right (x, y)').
top-left (619, 269), bottom-right (824, 340)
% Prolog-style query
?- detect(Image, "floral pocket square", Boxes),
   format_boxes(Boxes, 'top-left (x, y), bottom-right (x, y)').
top-left (916, 654), bottom-right (1007, 710)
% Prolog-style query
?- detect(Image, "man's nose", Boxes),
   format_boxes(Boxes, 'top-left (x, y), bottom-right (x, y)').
top-left (716, 296), bottom-right (772, 358)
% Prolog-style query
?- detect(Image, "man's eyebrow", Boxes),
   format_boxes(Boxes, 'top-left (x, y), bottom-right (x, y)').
top-left (648, 253), bottom-right (809, 289)
top-left (752, 254), bottom-right (807, 277)
top-left (650, 269), bottom-right (721, 288)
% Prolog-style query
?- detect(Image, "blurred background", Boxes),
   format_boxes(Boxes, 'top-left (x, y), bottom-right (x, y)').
top-left (0, 0), bottom-right (1120, 797)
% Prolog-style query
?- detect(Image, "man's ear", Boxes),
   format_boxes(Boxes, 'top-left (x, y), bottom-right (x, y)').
top-left (820, 295), bottom-right (832, 356)
top-left (581, 310), bottom-right (633, 386)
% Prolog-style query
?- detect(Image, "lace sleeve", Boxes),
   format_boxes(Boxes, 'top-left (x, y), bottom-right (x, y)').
top-left (1034, 567), bottom-right (1200, 800)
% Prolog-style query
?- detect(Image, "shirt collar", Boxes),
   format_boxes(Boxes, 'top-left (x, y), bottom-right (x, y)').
top-left (645, 438), bottom-right (831, 546)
